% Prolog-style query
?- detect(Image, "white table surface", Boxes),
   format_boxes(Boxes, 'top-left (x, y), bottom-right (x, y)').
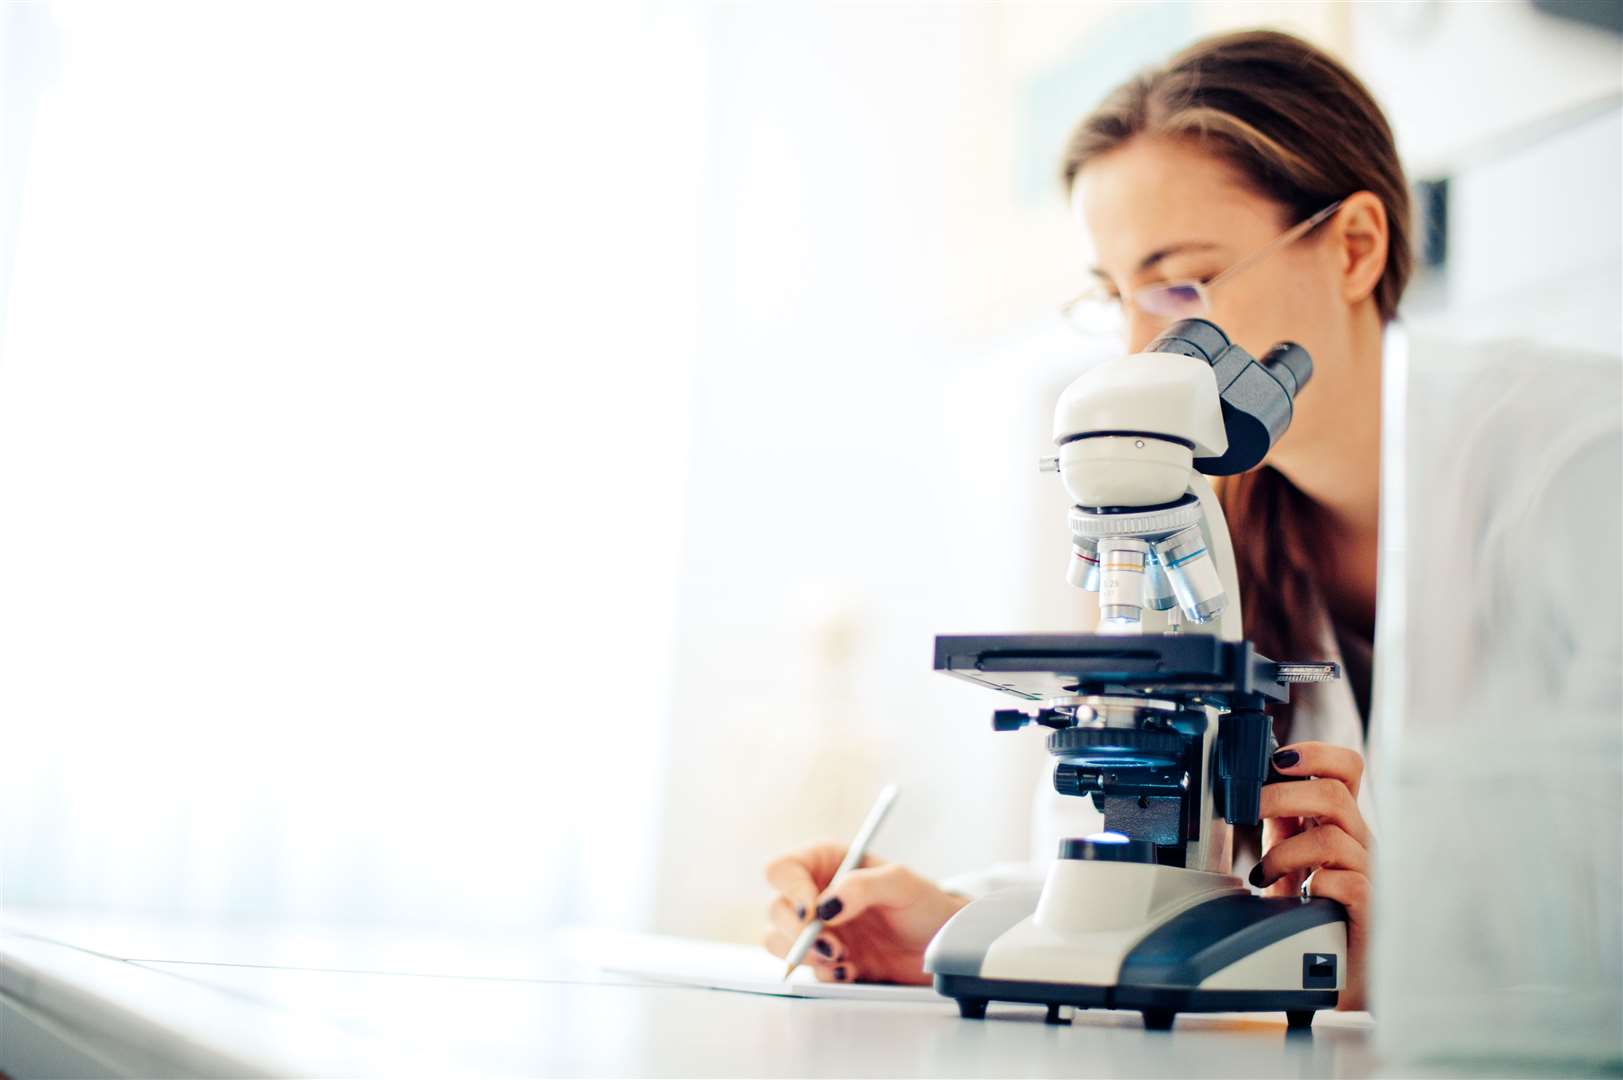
top-left (1, 908), bottom-right (1384, 1078)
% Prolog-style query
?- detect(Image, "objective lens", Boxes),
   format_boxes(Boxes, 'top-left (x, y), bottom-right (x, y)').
top-left (1142, 549), bottom-right (1177, 611)
top-left (1097, 537), bottom-right (1149, 633)
top-left (1153, 525), bottom-right (1227, 623)
top-left (1066, 536), bottom-right (1101, 591)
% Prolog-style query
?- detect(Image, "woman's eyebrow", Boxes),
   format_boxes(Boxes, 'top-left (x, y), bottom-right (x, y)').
top-left (1090, 241), bottom-right (1225, 279)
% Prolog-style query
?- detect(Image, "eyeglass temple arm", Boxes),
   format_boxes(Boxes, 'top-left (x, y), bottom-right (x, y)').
top-left (1060, 199), bottom-right (1344, 313)
top-left (1205, 200), bottom-right (1345, 290)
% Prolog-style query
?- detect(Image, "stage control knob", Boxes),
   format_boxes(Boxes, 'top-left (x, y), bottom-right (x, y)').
top-left (991, 710), bottom-right (1030, 732)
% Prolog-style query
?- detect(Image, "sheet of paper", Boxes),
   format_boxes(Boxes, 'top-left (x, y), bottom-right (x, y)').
top-left (580, 930), bottom-right (943, 1002)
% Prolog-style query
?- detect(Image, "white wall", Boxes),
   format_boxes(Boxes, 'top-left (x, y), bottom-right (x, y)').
top-left (0, 1), bottom-right (705, 933)
top-left (1352, 0), bottom-right (1623, 356)
top-left (1352, 0), bottom-right (1622, 178)
top-left (652, 3), bottom-right (1045, 942)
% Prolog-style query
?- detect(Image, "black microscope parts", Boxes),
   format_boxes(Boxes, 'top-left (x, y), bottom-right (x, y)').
top-left (1133, 318), bottom-right (1315, 476)
top-left (935, 632), bottom-right (1333, 838)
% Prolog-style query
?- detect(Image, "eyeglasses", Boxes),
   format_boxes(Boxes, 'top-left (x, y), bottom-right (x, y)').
top-left (1060, 200), bottom-right (1344, 337)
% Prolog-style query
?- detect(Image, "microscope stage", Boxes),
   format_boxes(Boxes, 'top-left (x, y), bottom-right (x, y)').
top-left (933, 633), bottom-right (1291, 705)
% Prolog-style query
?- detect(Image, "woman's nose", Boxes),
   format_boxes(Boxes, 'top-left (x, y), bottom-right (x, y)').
top-left (1124, 311), bottom-right (1163, 354)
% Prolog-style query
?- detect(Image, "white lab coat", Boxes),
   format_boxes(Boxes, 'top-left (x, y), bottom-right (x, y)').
top-left (1367, 329), bottom-right (1621, 1060)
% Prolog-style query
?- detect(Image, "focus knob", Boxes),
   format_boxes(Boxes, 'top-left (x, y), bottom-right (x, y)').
top-left (1053, 762), bottom-right (1099, 797)
top-left (1261, 341), bottom-right (1313, 398)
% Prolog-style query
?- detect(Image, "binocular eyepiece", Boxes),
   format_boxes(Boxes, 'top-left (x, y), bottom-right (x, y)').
top-left (1144, 318), bottom-right (1312, 476)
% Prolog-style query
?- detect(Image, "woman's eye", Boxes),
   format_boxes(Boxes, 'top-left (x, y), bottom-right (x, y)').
top-left (1137, 281), bottom-right (1208, 317)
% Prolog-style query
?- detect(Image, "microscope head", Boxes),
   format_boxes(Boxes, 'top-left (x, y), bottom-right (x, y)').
top-left (1051, 336), bottom-right (1227, 507)
top-left (1052, 318), bottom-right (1313, 506)
top-left (1049, 319), bottom-right (1315, 634)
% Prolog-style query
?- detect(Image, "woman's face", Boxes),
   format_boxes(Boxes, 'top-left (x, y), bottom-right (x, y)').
top-left (1073, 135), bottom-right (1373, 468)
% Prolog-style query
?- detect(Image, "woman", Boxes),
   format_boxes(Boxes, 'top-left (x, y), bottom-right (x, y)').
top-left (762, 29), bottom-right (1404, 1011)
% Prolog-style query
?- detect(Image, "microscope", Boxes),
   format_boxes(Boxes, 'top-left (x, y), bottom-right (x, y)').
top-left (923, 318), bottom-right (1345, 1031)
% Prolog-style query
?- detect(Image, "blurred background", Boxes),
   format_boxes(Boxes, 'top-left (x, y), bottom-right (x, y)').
top-left (1, 0), bottom-right (1618, 946)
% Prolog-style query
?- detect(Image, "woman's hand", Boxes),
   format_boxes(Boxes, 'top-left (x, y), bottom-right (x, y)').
top-left (1254, 741), bottom-right (1373, 1010)
top-left (762, 842), bottom-right (970, 985)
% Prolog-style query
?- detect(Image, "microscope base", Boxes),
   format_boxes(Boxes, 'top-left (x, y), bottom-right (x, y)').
top-left (924, 880), bottom-right (1347, 1031)
top-left (934, 972), bottom-right (1337, 1030)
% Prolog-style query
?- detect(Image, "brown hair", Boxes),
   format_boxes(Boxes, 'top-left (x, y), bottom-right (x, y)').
top-left (1060, 30), bottom-right (1411, 742)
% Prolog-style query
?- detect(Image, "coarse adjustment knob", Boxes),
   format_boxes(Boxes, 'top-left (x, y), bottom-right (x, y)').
top-left (1052, 762), bottom-right (1100, 797)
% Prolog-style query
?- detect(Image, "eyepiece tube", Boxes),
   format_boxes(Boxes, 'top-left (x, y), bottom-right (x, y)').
top-left (1261, 342), bottom-right (1313, 398)
top-left (1143, 318), bottom-right (1231, 366)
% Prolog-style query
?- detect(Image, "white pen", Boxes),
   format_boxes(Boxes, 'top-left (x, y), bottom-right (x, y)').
top-left (782, 784), bottom-right (900, 981)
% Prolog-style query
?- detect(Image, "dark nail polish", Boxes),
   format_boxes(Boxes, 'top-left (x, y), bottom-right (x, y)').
top-left (815, 897), bottom-right (843, 921)
top-left (795, 905), bottom-right (807, 921)
top-left (833, 965), bottom-right (848, 981)
top-left (1248, 863), bottom-right (1266, 889)
top-left (815, 938), bottom-right (834, 958)
top-left (1272, 749), bottom-right (1300, 768)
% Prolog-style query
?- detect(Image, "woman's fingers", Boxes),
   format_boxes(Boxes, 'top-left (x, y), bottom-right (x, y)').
top-left (788, 913), bottom-right (846, 963)
top-left (762, 922), bottom-right (845, 964)
top-left (1259, 777), bottom-right (1370, 846)
top-left (809, 930), bottom-right (844, 962)
top-left (764, 843), bottom-right (880, 918)
top-left (1304, 867), bottom-right (1371, 915)
top-left (1256, 747), bottom-right (1372, 1014)
top-left (813, 863), bottom-right (925, 928)
top-left (1250, 823), bottom-right (1368, 889)
top-left (768, 896), bottom-right (810, 938)
top-left (763, 844), bottom-right (837, 917)
top-left (813, 960), bottom-right (859, 983)
top-left (763, 927), bottom-right (792, 958)
top-left (1307, 869), bottom-right (1371, 1011)
top-left (1271, 741), bottom-right (1364, 799)
top-left (1263, 813), bottom-right (1302, 848)
top-left (767, 895), bottom-right (848, 963)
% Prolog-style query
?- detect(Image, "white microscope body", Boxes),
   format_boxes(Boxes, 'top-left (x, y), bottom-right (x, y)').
top-left (1053, 337), bottom-right (1243, 641)
top-left (925, 319), bottom-right (1345, 1031)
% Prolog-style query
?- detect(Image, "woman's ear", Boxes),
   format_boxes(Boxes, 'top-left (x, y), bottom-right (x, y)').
top-left (1332, 192), bottom-right (1388, 306)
